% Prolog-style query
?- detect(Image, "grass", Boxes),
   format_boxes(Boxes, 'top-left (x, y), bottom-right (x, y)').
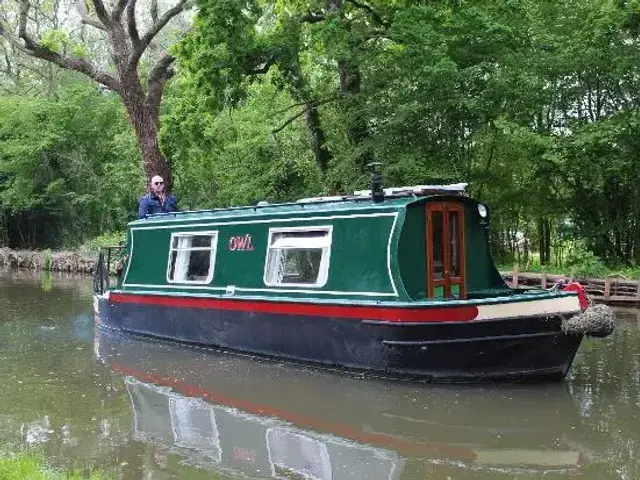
top-left (0, 454), bottom-right (109, 480)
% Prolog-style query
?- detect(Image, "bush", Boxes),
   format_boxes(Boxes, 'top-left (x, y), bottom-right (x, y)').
top-left (564, 243), bottom-right (607, 278)
top-left (79, 231), bottom-right (126, 255)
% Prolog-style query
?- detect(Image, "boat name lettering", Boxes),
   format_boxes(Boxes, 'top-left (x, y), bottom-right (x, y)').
top-left (228, 234), bottom-right (254, 251)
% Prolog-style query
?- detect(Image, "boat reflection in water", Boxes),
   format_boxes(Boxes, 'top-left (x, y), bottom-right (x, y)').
top-left (94, 330), bottom-right (597, 479)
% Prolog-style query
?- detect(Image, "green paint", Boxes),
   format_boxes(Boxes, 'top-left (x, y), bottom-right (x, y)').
top-left (120, 195), bottom-right (513, 303)
top-left (124, 199), bottom-right (405, 301)
top-left (397, 204), bottom-right (426, 299)
top-left (462, 203), bottom-right (510, 295)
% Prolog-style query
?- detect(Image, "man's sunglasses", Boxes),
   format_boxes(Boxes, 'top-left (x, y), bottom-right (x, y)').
top-left (154, 181), bottom-right (164, 185)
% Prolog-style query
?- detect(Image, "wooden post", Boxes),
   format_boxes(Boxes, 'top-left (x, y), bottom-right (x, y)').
top-left (541, 273), bottom-right (547, 289)
top-left (512, 264), bottom-right (519, 288)
top-left (636, 279), bottom-right (640, 301)
top-left (604, 277), bottom-right (611, 301)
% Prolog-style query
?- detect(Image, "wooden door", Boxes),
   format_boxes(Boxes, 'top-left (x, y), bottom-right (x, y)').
top-left (426, 202), bottom-right (466, 299)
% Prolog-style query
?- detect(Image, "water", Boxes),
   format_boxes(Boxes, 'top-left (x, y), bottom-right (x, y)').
top-left (0, 271), bottom-right (638, 479)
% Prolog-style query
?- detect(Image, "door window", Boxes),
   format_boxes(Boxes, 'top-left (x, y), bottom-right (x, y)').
top-left (427, 203), bottom-right (465, 299)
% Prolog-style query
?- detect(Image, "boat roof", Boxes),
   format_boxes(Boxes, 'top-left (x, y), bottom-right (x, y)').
top-left (131, 183), bottom-right (469, 226)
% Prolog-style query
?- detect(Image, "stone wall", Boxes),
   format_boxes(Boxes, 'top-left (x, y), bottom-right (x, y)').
top-left (0, 248), bottom-right (96, 274)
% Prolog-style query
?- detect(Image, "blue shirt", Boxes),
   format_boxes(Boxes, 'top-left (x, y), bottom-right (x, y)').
top-left (137, 192), bottom-right (179, 219)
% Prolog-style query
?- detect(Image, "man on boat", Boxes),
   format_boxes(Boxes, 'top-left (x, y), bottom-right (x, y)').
top-left (137, 175), bottom-right (179, 219)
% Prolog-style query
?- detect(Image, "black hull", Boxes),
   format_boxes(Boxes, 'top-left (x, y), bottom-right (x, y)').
top-left (94, 296), bottom-right (583, 382)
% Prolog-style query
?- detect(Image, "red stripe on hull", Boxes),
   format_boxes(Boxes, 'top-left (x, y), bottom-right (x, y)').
top-left (110, 293), bottom-right (478, 323)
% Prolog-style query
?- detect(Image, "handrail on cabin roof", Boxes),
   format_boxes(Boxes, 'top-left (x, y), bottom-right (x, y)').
top-left (143, 195), bottom-right (373, 220)
top-left (142, 183), bottom-right (468, 220)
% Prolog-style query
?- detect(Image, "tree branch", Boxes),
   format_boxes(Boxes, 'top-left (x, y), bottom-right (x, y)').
top-left (75, 0), bottom-right (106, 31)
top-left (133, 0), bottom-right (187, 61)
top-left (89, 0), bottom-right (111, 26)
top-left (301, 10), bottom-right (325, 23)
top-left (146, 53), bottom-right (175, 114)
top-left (248, 54), bottom-right (276, 75)
top-left (126, 0), bottom-right (141, 49)
top-left (16, 0), bottom-right (120, 91)
top-left (277, 95), bottom-right (341, 114)
top-left (346, 0), bottom-right (389, 27)
top-left (272, 96), bottom-right (340, 134)
top-left (273, 109), bottom-right (307, 134)
top-left (0, 26), bottom-right (32, 57)
top-left (150, 0), bottom-right (159, 23)
top-left (28, 49), bottom-right (120, 91)
top-left (112, 0), bottom-right (130, 22)
top-left (18, 0), bottom-right (34, 49)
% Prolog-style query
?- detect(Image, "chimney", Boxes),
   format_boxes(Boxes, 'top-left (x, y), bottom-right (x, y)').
top-left (367, 162), bottom-right (384, 203)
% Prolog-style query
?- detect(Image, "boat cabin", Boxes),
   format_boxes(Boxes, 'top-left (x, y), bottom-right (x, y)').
top-left (117, 184), bottom-right (508, 302)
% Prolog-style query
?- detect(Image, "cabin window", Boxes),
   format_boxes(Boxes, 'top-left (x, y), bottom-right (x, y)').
top-left (264, 227), bottom-right (332, 287)
top-left (167, 232), bottom-right (218, 284)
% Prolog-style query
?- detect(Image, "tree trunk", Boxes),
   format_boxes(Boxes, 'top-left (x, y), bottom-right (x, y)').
top-left (538, 218), bottom-right (551, 265)
top-left (326, 0), bottom-right (371, 172)
top-left (282, 55), bottom-right (332, 175)
top-left (303, 103), bottom-right (331, 174)
top-left (124, 99), bottom-right (172, 189)
top-left (338, 59), bottom-right (371, 171)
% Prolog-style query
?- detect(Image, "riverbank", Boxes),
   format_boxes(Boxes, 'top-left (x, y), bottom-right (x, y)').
top-left (0, 248), bottom-right (95, 274)
top-left (502, 270), bottom-right (640, 305)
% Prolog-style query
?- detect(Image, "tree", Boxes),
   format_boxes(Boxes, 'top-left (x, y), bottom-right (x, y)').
top-left (0, 0), bottom-right (192, 189)
top-left (0, 81), bottom-right (142, 248)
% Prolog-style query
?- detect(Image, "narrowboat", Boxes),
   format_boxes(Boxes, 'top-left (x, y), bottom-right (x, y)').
top-left (93, 178), bottom-right (614, 382)
top-left (94, 329), bottom-right (599, 477)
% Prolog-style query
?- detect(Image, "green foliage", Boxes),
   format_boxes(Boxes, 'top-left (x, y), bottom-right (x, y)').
top-left (161, 0), bottom-right (640, 269)
top-left (0, 81), bottom-right (143, 249)
top-left (564, 243), bottom-right (609, 278)
top-left (39, 29), bottom-right (70, 53)
top-left (79, 232), bottom-right (127, 255)
top-left (0, 453), bottom-right (110, 479)
top-left (163, 80), bottom-right (322, 208)
top-left (173, 0), bottom-right (264, 110)
top-left (42, 248), bottom-right (53, 271)
top-left (4, 0), bottom-right (640, 276)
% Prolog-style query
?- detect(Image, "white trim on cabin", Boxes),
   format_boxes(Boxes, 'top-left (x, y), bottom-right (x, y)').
top-left (123, 229), bottom-right (135, 287)
top-left (263, 226), bottom-right (333, 289)
top-left (128, 212), bottom-right (397, 230)
top-left (122, 212), bottom-right (400, 298)
top-left (120, 284), bottom-right (399, 297)
top-left (132, 209), bottom-right (399, 226)
top-left (387, 214), bottom-right (399, 296)
top-left (165, 231), bottom-right (219, 285)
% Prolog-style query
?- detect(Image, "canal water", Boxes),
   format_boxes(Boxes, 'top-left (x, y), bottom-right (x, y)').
top-left (0, 271), bottom-right (638, 479)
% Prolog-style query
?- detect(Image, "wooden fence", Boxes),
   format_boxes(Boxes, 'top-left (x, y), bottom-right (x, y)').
top-left (501, 268), bottom-right (640, 305)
